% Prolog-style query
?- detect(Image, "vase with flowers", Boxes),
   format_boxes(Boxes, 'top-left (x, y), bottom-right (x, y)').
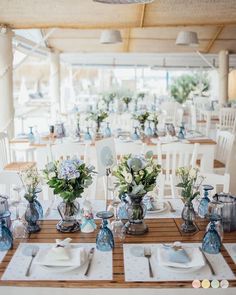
top-left (20, 167), bottom-right (42, 233)
top-left (87, 110), bottom-right (108, 139)
top-left (133, 111), bottom-right (150, 140)
top-left (44, 158), bottom-right (96, 232)
top-left (176, 167), bottom-right (203, 233)
top-left (113, 153), bottom-right (161, 235)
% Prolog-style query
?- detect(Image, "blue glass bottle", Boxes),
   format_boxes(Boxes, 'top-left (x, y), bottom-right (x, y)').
top-left (84, 127), bottom-right (92, 141)
top-left (96, 211), bottom-right (114, 251)
top-left (0, 212), bottom-right (13, 251)
top-left (28, 126), bottom-right (35, 143)
top-left (145, 121), bottom-right (153, 137)
top-left (104, 122), bottom-right (112, 137)
top-left (198, 185), bottom-right (214, 218)
top-left (132, 127), bottom-right (140, 140)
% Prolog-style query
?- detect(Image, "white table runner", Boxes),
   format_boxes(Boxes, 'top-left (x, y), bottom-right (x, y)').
top-left (123, 243), bottom-right (235, 282)
top-left (145, 198), bottom-right (184, 219)
top-left (1, 243), bottom-right (112, 281)
top-left (224, 243), bottom-right (236, 264)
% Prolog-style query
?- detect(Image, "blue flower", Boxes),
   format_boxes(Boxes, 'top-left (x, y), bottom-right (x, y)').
top-left (58, 160), bottom-right (80, 180)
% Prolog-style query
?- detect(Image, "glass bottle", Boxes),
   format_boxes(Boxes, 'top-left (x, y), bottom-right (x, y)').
top-left (28, 126), bottom-right (35, 143)
top-left (96, 211), bottom-right (114, 251)
top-left (0, 212), bottom-right (13, 251)
top-left (145, 121), bottom-right (153, 137)
top-left (84, 127), bottom-right (92, 141)
top-left (202, 201), bottom-right (223, 254)
top-left (132, 127), bottom-right (140, 140)
top-left (104, 122), bottom-right (112, 137)
top-left (198, 185), bottom-right (214, 218)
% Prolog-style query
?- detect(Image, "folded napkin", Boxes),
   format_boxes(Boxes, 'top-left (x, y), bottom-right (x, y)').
top-left (34, 239), bottom-right (86, 267)
top-left (158, 243), bottom-right (205, 269)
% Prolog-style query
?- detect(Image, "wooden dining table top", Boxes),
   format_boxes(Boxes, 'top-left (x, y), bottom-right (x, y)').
top-left (0, 218), bottom-right (235, 289)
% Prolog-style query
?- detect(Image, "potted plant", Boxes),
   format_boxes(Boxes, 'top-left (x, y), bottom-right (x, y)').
top-left (86, 110), bottom-right (108, 139)
top-left (122, 96), bottom-right (132, 111)
top-left (102, 92), bottom-right (116, 112)
top-left (44, 158), bottom-right (96, 232)
top-left (133, 111), bottom-right (150, 138)
top-left (113, 153), bottom-right (161, 235)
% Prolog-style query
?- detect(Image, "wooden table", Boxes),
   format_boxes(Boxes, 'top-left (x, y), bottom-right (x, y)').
top-left (0, 218), bottom-right (235, 290)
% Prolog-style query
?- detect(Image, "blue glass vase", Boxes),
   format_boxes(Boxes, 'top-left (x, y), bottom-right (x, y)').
top-left (202, 221), bottom-right (222, 254)
top-left (0, 212), bottom-right (13, 251)
top-left (104, 123), bottom-right (112, 137)
top-left (25, 201), bottom-right (41, 233)
top-left (198, 185), bottom-right (214, 218)
top-left (145, 121), bottom-right (153, 137)
top-left (84, 127), bottom-right (92, 141)
top-left (96, 211), bottom-right (114, 251)
top-left (181, 201), bottom-right (197, 233)
top-left (132, 127), bottom-right (140, 140)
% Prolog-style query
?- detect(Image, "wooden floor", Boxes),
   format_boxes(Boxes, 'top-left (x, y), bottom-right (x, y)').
top-left (0, 218), bottom-right (236, 289)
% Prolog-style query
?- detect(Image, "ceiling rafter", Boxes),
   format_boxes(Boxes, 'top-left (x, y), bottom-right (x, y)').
top-left (139, 4), bottom-right (146, 28)
top-left (204, 25), bottom-right (225, 53)
top-left (124, 28), bottom-right (131, 52)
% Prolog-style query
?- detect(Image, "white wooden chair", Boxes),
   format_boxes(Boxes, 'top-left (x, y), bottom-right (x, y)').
top-left (0, 171), bottom-right (22, 196)
top-left (199, 173), bottom-right (230, 195)
top-left (116, 141), bottom-right (145, 157)
top-left (158, 142), bottom-right (199, 197)
top-left (50, 142), bottom-right (87, 161)
top-left (214, 130), bottom-right (235, 173)
top-left (0, 132), bottom-right (35, 172)
top-left (218, 107), bottom-right (236, 132)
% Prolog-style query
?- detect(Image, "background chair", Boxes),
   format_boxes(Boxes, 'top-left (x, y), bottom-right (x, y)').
top-left (218, 107), bottom-right (236, 132)
top-left (199, 172), bottom-right (230, 195)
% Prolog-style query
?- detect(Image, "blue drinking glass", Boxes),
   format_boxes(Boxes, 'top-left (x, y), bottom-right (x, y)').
top-left (202, 221), bottom-right (222, 254)
top-left (145, 121), bottom-right (153, 137)
top-left (178, 125), bottom-right (185, 139)
top-left (198, 185), bottom-right (214, 218)
top-left (0, 212), bottom-right (13, 251)
top-left (96, 211), bottom-right (114, 251)
top-left (28, 126), bottom-right (35, 143)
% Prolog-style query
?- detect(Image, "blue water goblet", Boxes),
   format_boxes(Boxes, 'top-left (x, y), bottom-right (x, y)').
top-left (96, 211), bottom-right (114, 251)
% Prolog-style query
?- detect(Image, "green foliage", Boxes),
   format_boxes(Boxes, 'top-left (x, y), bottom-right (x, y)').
top-left (170, 72), bottom-right (210, 104)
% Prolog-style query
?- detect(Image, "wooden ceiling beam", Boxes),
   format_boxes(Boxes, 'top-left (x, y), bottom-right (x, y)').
top-left (5, 21), bottom-right (236, 30)
top-left (204, 25), bottom-right (225, 53)
top-left (139, 4), bottom-right (146, 28)
top-left (124, 28), bottom-right (131, 52)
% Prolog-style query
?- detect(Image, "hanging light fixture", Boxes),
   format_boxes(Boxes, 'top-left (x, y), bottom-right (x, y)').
top-left (175, 31), bottom-right (199, 47)
top-left (94, 0), bottom-right (154, 4)
top-left (100, 30), bottom-right (122, 44)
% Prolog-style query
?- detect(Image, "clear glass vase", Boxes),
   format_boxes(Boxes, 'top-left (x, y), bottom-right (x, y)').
top-left (126, 194), bottom-right (148, 235)
top-left (25, 201), bottom-right (41, 233)
top-left (181, 201), bottom-right (197, 233)
top-left (56, 200), bottom-right (80, 232)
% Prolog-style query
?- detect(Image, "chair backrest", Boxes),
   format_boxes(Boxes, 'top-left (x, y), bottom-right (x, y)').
top-left (0, 170), bottom-right (22, 196)
top-left (0, 132), bottom-right (10, 170)
top-left (50, 142), bottom-right (87, 161)
top-left (35, 145), bottom-right (52, 170)
top-left (116, 141), bottom-right (145, 157)
top-left (190, 105), bottom-right (197, 130)
top-left (199, 173), bottom-right (230, 195)
top-left (158, 142), bottom-right (199, 176)
top-left (215, 130), bottom-right (235, 172)
top-left (219, 108), bottom-right (236, 130)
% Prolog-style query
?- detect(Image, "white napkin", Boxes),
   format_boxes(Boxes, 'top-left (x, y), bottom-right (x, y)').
top-left (158, 245), bottom-right (205, 269)
top-left (34, 238), bottom-right (86, 267)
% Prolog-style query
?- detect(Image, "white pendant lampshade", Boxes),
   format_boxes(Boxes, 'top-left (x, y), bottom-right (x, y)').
top-left (94, 0), bottom-right (154, 4)
top-left (176, 31), bottom-right (199, 47)
top-left (100, 30), bottom-right (122, 44)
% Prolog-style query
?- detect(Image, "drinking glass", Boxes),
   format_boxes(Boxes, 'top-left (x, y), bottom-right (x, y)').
top-left (0, 212), bottom-right (13, 251)
top-left (96, 211), bottom-right (114, 251)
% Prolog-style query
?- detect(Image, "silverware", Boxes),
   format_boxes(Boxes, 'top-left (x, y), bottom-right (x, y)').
top-left (25, 247), bottom-right (38, 277)
top-left (144, 247), bottom-right (154, 278)
top-left (84, 247), bottom-right (95, 276)
top-left (198, 246), bottom-right (216, 276)
top-left (167, 201), bottom-right (176, 213)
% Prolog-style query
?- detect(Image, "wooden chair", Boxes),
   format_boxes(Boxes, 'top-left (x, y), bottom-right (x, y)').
top-left (214, 130), bottom-right (235, 173)
top-left (218, 107), bottom-right (236, 132)
top-left (199, 172), bottom-right (230, 195)
top-left (0, 132), bottom-right (35, 172)
top-left (158, 142), bottom-right (199, 197)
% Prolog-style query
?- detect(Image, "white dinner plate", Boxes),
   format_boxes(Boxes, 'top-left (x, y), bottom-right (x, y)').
top-left (147, 202), bottom-right (168, 214)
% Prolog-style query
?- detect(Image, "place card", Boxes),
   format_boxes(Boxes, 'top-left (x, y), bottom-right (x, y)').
top-left (224, 243), bottom-right (236, 264)
top-left (1, 243), bottom-right (112, 281)
top-left (123, 243), bottom-right (235, 282)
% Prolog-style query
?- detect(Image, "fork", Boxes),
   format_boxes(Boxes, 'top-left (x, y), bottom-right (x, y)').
top-left (144, 248), bottom-right (154, 278)
top-left (25, 247), bottom-right (38, 277)
top-left (167, 201), bottom-right (176, 213)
